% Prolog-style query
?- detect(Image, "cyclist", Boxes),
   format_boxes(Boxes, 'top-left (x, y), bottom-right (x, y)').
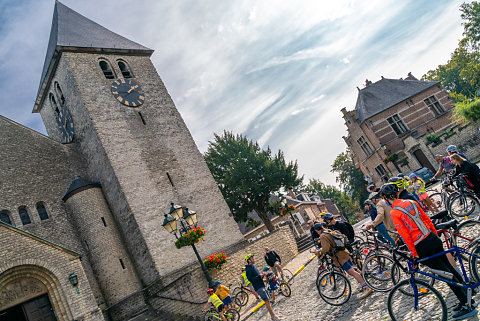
top-left (240, 267), bottom-right (261, 300)
top-left (313, 223), bottom-right (373, 299)
top-left (263, 266), bottom-right (280, 302)
top-left (214, 281), bottom-right (233, 310)
top-left (364, 199), bottom-right (395, 246)
top-left (431, 154), bottom-right (455, 181)
top-left (365, 192), bottom-right (396, 242)
top-left (323, 213), bottom-right (355, 244)
top-left (388, 177), bottom-right (417, 201)
top-left (202, 288), bottom-right (227, 321)
top-left (450, 154), bottom-right (480, 198)
top-left (446, 145), bottom-right (470, 162)
top-left (380, 183), bottom-right (476, 320)
top-left (245, 254), bottom-right (280, 321)
top-left (309, 220), bottom-right (321, 242)
top-left (409, 173), bottom-right (439, 213)
top-left (264, 247), bottom-right (284, 280)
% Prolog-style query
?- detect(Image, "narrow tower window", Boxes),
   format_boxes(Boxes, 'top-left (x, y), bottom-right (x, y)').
top-left (118, 61), bottom-right (133, 78)
top-left (119, 259), bottom-right (126, 269)
top-left (138, 112), bottom-right (146, 125)
top-left (18, 207), bottom-right (31, 225)
top-left (36, 202), bottom-right (49, 220)
top-left (54, 82), bottom-right (66, 106)
top-left (99, 60), bottom-right (115, 79)
top-left (101, 217), bottom-right (107, 227)
top-left (49, 93), bottom-right (60, 116)
top-left (166, 172), bottom-right (174, 187)
top-left (0, 211), bottom-right (12, 225)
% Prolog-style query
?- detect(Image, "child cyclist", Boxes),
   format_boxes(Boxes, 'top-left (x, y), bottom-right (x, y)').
top-left (202, 288), bottom-right (227, 321)
top-left (408, 173), bottom-right (438, 213)
top-left (214, 281), bottom-right (233, 310)
top-left (263, 266), bottom-right (280, 302)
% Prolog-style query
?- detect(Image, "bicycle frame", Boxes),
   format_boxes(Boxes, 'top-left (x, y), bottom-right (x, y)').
top-left (436, 227), bottom-right (475, 249)
top-left (405, 246), bottom-right (480, 310)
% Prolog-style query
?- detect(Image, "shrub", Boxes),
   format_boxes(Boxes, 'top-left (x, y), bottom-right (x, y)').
top-left (453, 99), bottom-right (480, 124)
top-left (426, 134), bottom-right (441, 144)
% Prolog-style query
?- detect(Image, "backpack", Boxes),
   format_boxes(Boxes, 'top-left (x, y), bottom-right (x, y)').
top-left (325, 229), bottom-right (347, 252)
top-left (343, 221), bottom-right (355, 241)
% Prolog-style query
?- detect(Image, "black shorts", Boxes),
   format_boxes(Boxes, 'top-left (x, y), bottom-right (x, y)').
top-left (217, 304), bottom-right (224, 312)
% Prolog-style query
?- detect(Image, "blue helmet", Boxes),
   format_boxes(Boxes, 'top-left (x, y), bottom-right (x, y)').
top-left (214, 281), bottom-right (221, 286)
top-left (313, 222), bottom-right (325, 230)
top-left (323, 213), bottom-right (334, 220)
top-left (263, 266), bottom-right (270, 271)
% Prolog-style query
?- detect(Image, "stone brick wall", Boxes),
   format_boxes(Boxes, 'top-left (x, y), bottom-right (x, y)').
top-left (145, 226), bottom-right (298, 320)
top-left (0, 223), bottom-right (104, 321)
top-left (38, 52), bottom-right (244, 288)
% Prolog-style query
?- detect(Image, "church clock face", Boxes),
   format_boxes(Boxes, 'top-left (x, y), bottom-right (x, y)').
top-left (57, 107), bottom-right (74, 143)
top-left (111, 78), bottom-right (145, 107)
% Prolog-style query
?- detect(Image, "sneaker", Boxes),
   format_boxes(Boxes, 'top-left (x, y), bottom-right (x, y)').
top-left (453, 300), bottom-right (478, 312)
top-left (452, 306), bottom-right (478, 320)
top-left (271, 316), bottom-right (281, 321)
top-left (358, 286), bottom-right (374, 299)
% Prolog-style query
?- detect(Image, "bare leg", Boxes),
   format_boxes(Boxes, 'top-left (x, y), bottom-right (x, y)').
top-left (274, 262), bottom-right (284, 279)
top-left (219, 311), bottom-right (227, 321)
top-left (264, 299), bottom-right (277, 318)
top-left (447, 253), bottom-right (457, 268)
top-left (346, 267), bottom-right (365, 284)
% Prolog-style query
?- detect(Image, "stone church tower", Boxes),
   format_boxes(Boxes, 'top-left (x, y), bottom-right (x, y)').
top-left (0, 2), bottom-right (243, 320)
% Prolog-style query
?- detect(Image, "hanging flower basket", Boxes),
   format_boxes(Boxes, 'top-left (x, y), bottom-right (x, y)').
top-left (383, 153), bottom-right (398, 164)
top-left (174, 227), bottom-right (206, 249)
top-left (280, 204), bottom-right (296, 216)
top-left (203, 252), bottom-right (227, 270)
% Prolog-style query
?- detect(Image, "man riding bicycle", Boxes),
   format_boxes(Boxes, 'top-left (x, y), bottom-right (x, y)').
top-left (381, 183), bottom-right (477, 320)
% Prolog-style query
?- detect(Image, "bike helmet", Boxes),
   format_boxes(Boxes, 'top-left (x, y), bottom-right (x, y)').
top-left (388, 177), bottom-right (405, 189)
top-left (244, 254), bottom-right (254, 262)
top-left (313, 222), bottom-right (325, 230)
top-left (364, 199), bottom-right (372, 205)
top-left (207, 288), bottom-right (214, 294)
top-left (368, 191), bottom-right (379, 200)
top-left (446, 145), bottom-right (457, 153)
top-left (397, 173), bottom-right (404, 178)
top-left (241, 267), bottom-right (246, 272)
top-left (380, 183), bottom-right (399, 199)
top-left (263, 266), bottom-right (270, 271)
top-left (214, 281), bottom-right (221, 286)
top-left (323, 213), bottom-right (334, 220)
top-left (408, 173), bottom-right (417, 179)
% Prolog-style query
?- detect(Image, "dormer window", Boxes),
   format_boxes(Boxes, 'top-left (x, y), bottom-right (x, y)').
top-left (118, 60), bottom-right (133, 78)
top-left (99, 60), bottom-right (115, 79)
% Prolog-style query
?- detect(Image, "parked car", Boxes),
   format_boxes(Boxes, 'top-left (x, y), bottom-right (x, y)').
top-left (407, 167), bottom-right (435, 185)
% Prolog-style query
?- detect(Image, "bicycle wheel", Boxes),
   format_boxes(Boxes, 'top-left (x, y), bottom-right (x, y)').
top-left (429, 192), bottom-right (445, 211)
top-left (449, 193), bottom-right (479, 218)
top-left (234, 290), bottom-right (249, 307)
top-left (455, 220), bottom-right (480, 250)
top-left (224, 309), bottom-right (240, 321)
top-left (316, 271), bottom-right (351, 306)
top-left (279, 282), bottom-right (291, 297)
top-left (203, 310), bottom-right (214, 321)
top-left (282, 268), bottom-right (294, 284)
top-left (391, 261), bottom-right (435, 295)
top-left (469, 242), bottom-right (480, 283)
top-left (388, 279), bottom-right (447, 321)
top-left (361, 253), bottom-right (395, 292)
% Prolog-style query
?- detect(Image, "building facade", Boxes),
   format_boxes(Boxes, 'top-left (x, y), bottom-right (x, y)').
top-left (0, 2), bottom-right (243, 321)
top-left (342, 74), bottom-right (456, 186)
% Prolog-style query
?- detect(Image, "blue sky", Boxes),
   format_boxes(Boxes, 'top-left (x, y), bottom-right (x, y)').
top-left (0, 0), bottom-right (465, 185)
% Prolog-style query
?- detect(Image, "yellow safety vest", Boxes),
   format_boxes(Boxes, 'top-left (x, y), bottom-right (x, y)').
top-left (209, 293), bottom-right (223, 308)
top-left (241, 272), bottom-right (251, 286)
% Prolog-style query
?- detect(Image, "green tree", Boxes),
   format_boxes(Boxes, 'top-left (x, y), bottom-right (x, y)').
top-left (331, 150), bottom-right (369, 206)
top-left (204, 131), bottom-right (302, 232)
top-left (303, 179), bottom-right (360, 223)
top-left (461, 1), bottom-right (480, 51)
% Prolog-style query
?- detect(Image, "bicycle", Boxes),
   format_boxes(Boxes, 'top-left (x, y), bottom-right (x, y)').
top-left (203, 307), bottom-right (240, 321)
top-left (316, 252), bottom-right (352, 306)
top-left (268, 280), bottom-right (292, 301)
top-left (448, 175), bottom-right (480, 219)
top-left (387, 243), bottom-right (480, 321)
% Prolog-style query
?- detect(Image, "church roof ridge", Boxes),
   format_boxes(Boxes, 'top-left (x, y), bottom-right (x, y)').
top-left (34, 1), bottom-right (154, 112)
top-left (0, 220), bottom-right (80, 257)
top-left (0, 114), bottom-right (64, 145)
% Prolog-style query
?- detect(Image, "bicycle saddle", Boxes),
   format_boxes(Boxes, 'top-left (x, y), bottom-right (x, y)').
top-left (435, 219), bottom-right (458, 230)
top-left (429, 210), bottom-right (449, 221)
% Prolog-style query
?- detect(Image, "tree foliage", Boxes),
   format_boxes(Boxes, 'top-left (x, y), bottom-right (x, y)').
top-left (331, 150), bottom-right (369, 206)
top-left (453, 98), bottom-right (480, 123)
top-left (303, 179), bottom-right (360, 224)
top-left (422, 1), bottom-right (480, 102)
top-left (204, 131), bottom-right (302, 232)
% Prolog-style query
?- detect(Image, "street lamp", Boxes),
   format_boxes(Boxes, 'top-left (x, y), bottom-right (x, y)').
top-left (162, 202), bottom-right (213, 288)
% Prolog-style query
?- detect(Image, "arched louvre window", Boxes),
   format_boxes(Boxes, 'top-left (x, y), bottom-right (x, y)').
top-left (18, 207), bottom-right (31, 225)
top-left (0, 211), bottom-right (12, 225)
top-left (54, 82), bottom-right (66, 106)
top-left (99, 60), bottom-right (115, 79)
top-left (37, 203), bottom-right (49, 220)
top-left (49, 93), bottom-right (60, 116)
top-left (118, 61), bottom-right (133, 78)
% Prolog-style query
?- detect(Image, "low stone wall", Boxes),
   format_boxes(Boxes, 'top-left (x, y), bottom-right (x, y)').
top-left (145, 226), bottom-right (298, 320)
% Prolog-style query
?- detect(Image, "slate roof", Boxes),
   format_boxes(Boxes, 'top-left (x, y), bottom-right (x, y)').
top-left (62, 176), bottom-right (101, 201)
top-left (34, 1), bottom-right (153, 112)
top-left (355, 77), bottom-right (439, 123)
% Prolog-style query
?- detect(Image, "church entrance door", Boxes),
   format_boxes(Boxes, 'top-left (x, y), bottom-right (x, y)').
top-left (0, 294), bottom-right (56, 321)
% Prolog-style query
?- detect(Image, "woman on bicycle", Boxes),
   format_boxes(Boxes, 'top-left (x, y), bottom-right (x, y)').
top-left (381, 183), bottom-right (476, 320)
top-left (450, 154), bottom-right (480, 198)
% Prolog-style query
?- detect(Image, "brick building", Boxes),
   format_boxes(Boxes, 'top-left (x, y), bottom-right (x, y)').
top-left (0, 2), bottom-right (244, 320)
top-left (342, 74), bottom-right (456, 186)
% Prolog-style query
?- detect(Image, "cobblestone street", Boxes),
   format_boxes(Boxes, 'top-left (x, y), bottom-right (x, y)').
top-left (242, 205), bottom-right (480, 321)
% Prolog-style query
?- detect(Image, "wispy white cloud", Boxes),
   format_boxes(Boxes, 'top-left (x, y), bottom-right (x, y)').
top-left (0, 0), bottom-right (465, 187)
